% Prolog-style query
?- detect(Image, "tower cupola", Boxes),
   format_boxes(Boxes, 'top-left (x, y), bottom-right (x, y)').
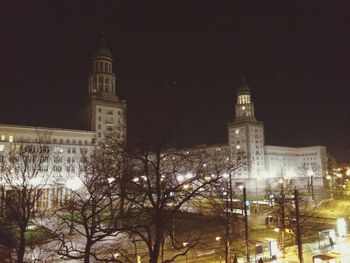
top-left (235, 77), bottom-right (256, 121)
top-left (88, 33), bottom-right (116, 98)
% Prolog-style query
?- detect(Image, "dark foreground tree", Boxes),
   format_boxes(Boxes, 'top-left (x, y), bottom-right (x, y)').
top-left (54, 140), bottom-right (134, 263)
top-left (105, 122), bottom-right (241, 263)
top-left (266, 177), bottom-right (317, 257)
top-left (0, 133), bottom-right (52, 263)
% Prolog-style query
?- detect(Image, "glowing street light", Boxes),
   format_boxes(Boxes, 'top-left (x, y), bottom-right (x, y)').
top-left (183, 242), bottom-right (189, 263)
top-left (326, 175), bottom-right (334, 198)
top-left (65, 176), bottom-right (83, 191)
top-left (337, 218), bottom-right (347, 237)
top-left (346, 169), bottom-right (350, 176)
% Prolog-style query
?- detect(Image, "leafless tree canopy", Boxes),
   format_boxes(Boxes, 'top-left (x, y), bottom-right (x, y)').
top-left (0, 132), bottom-right (53, 263)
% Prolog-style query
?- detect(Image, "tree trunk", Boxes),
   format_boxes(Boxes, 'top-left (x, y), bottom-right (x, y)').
top-left (84, 241), bottom-right (92, 263)
top-left (17, 228), bottom-right (26, 263)
top-left (149, 223), bottom-right (163, 263)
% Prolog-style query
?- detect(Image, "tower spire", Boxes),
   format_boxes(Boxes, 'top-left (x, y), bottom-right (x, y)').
top-left (98, 32), bottom-right (106, 47)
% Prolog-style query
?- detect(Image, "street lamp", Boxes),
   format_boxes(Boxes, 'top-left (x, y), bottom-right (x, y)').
top-left (326, 175), bottom-right (334, 198)
top-left (183, 242), bottom-right (189, 263)
top-left (307, 170), bottom-right (315, 200)
top-left (337, 218), bottom-right (347, 238)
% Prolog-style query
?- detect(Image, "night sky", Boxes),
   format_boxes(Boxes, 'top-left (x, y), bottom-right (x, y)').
top-left (0, 2), bottom-right (349, 162)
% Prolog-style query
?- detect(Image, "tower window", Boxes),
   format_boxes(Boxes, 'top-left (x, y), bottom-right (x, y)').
top-left (1, 135), bottom-right (5, 141)
top-left (9, 136), bottom-right (13, 142)
top-left (235, 129), bottom-right (239, 134)
top-left (238, 94), bottom-right (251, 104)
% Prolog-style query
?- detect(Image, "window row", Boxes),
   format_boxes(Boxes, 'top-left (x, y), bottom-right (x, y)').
top-left (53, 166), bottom-right (76, 173)
top-left (0, 135), bottom-right (14, 142)
top-left (97, 108), bottom-right (122, 115)
top-left (93, 61), bottom-right (112, 73)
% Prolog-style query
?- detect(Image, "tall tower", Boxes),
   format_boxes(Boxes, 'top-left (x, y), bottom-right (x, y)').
top-left (228, 78), bottom-right (265, 183)
top-left (83, 34), bottom-right (127, 141)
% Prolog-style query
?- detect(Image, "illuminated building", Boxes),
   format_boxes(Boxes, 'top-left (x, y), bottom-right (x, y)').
top-left (0, 36), bottom-right (126, 209)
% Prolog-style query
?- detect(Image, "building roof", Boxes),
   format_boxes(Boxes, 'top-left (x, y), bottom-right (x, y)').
top-left (91, 33), bottom-right (112, 59)
top-left (236, 77), bottom-right (251, 94)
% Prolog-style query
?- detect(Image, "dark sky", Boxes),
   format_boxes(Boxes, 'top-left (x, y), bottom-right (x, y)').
top-left (0, 2), bottom-right (349, 162)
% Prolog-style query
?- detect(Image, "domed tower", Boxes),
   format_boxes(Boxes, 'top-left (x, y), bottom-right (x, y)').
top-left (234, 77), bottom-right (256, 121)
top-left (88, 35), bottom-right (116, 97)
top-left (82, 34), bottom-right (127, 141)
top-left (228, 78), bottom-right (265, 187)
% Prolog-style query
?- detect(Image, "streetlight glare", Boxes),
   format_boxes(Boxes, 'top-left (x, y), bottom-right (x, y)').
top-left (185, 172), bottom-right (193, 179)
top-left (307, 170), bottom-right (314, 176)
top-left (337, 218), bottom-right (347, 237)
top-left (65, 176), bottom-right (83, 191)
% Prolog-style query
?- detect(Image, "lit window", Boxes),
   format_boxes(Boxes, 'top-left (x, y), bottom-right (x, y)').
top-left (235, 129), bottom-right (239, 134)
top-left (0, 145), bottom-right (4, 151)
top-left (9, 136), bottom-right (13, 142)
top-left (236, 145), bottom-right (241, 150)
top-left (1, 135), bottom-right (5, 141)
top-left (241, 106), bottom-right (246, 110)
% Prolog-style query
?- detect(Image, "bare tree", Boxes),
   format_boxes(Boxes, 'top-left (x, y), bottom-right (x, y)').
top-left (0, 133), bottom-right (52, 263)
top-left (54, 139), bottom-right (134, 263)
top-left (107, 122), bottom-right (241, 263)
top-left (266, 177), bottom-right (318, 257)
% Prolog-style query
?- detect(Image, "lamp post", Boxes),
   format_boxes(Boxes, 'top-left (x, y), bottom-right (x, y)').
top-left (307, 170), bottom-right (315, 200)
top-left (222, 188), bottom-right (230, 263)
top-left (215, 236), bottom-right (222, 263)
top-left (277, 178), bottom-right (286, 257)
top-left (326, 175), bottom-right (333, 198)
top-left (183, 242), bottom-right (189, 263)
top-left (243, 187), bottom-right (250, 263)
